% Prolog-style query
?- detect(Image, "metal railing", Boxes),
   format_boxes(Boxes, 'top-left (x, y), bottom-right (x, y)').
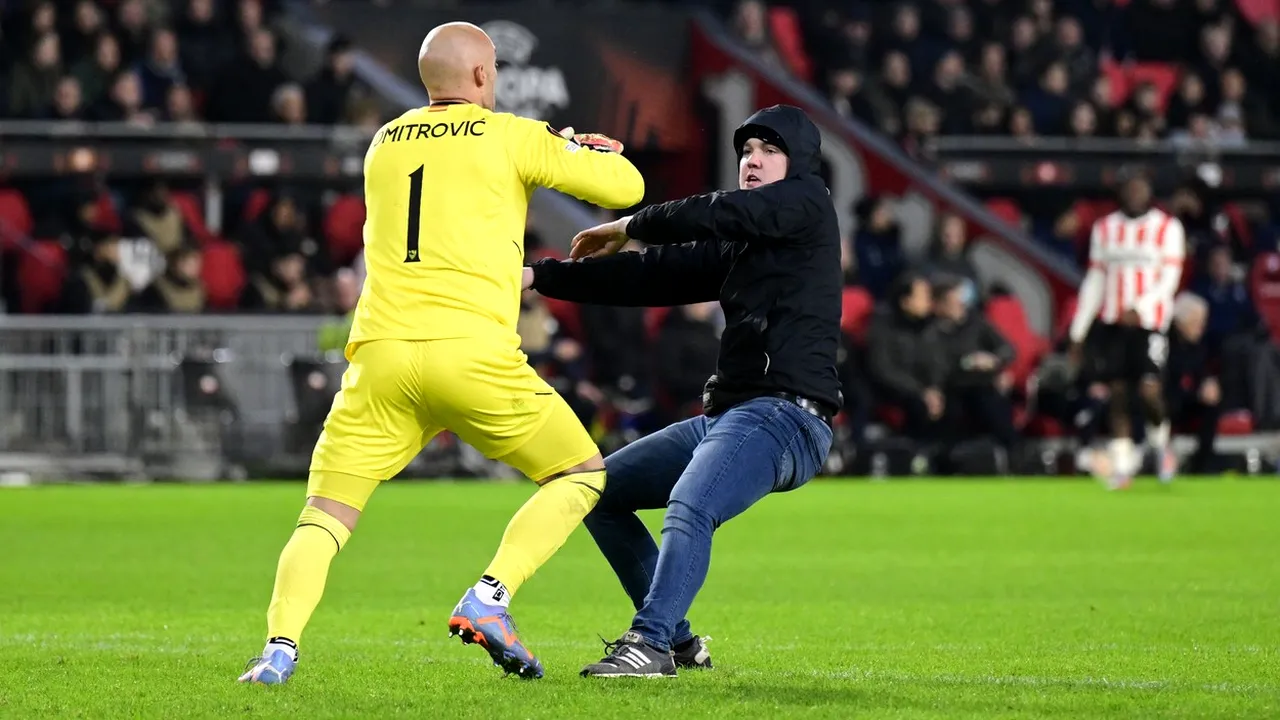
top-left (0, 315), bottom-right (477, 482)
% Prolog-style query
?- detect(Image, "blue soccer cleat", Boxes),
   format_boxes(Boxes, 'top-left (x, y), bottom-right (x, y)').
top-left (447, 589), bottom-right (544, 679)
top-left (238, 648), bottom-right (296, 685)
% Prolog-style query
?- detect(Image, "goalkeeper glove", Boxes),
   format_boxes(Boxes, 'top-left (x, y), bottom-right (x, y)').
top-left (558, 126), bottom-right (624, 154)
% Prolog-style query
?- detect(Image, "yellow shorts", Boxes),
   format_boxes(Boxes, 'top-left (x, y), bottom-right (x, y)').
top-left (307, 338), bottom-right (599, 509)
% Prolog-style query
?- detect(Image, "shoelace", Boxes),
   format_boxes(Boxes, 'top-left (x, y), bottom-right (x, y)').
top-left (598, 634), bottom-right (623, 658)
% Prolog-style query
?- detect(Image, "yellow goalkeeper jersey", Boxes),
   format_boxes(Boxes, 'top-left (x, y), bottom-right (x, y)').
top-left (346, 101), bottom-right (644, 358)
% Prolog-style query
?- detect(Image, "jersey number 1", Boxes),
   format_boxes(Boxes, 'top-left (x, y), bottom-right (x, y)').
top-left (404, 165), bottom-right (424, 263)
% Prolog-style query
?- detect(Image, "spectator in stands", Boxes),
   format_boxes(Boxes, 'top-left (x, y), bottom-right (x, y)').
top-left (902, 96), bottom-right (941, 159)
top-left (239, 192), bottom-right (302, 269)
top-left (654, 302), bottom-right (722, 420)
top-left (1067, 100), bottom-right (1098, 139)
top-left (1193, 245), bottom-right (1259, 352)
top-left (730, 0), bottom-right (784, 74)
top-left (827, 67), bottom-right (875, 126)
top-left (967, 43), bottom-right (1014, 110)
top-left (1088, 75), bottom-right (1117, 136)
top-left (869, 51), bottom-right (912, 137)
top-left (932, 276), bottom-right (1018, 451)
top-left (72, 32), bottom-right (122, 108)
top-left (1008, 105), bottom-right (1036, 140)
top-left (1055, 16), bottom-right (1095, 96)
top-left (9, 32), bottom-right (62, 117)
top-left (136, 27), bottom-right (185, 110)
top-left (518, 286), bottom-right (599, 426)
top-left (928, 51), bottom-right (973, 135)
top-left (1166, 72), bottom-right (1207, 133)
top-left (922, 212), bottom-right (979, 294)
top-left (1196, 24), bottom-right (1234, 99)
top-left (1164, 292), bottom-right (1222, 472)
top-left (113, 0), bottom-right (151, 66)
top-left (866, 273), bottom-right (948, 443)
top-left (165, 83), bottom-right (201, 129)
top-left (1021, 62), bottom-right (1071, 135)
top-left (317, 266), bottom-right (360, 352)
top-left (66, 0), bottom-right (107, 67)
top-left (1241, 21), bottom-right (1280, 118)
top-left (240, 248), bottom-right (315, 313)
top-left (130, 244), bottom-right (205, 313)
top-left (126, 180), bottom-right (184, 255)
top-left (91, 69), bottom-right (153, 125)
top-left (307, 35), bottom-right (356, 125)
top-left (1220, 68), bottom-right (1277, 139)
top-left (209, 26), bottom-right (286, 124)
top-left (177, 0), bottom-right (227, 94)
top-left (234, 0), bottom-right (268, 57)
top-left (581, 288), bottom-right (652, 406)
top-left (886, 3), bottom-right (931, 81)
top-left (271, 83), bottom-right (306, 125)
top-left (835, 333), bottom-right (870, 452)
top-left (944, 5), bottom-right (976, 62)
top-left (345, 97), bottom-right (384, 130)
top-left (60, 229), bottom-right (132, 314)
top-left (47, 76), bottom-right (85, 120)
top-left (1008, 15), bottom-right (1045, 90)
top-left (852, 195), bottom-right (905, 300)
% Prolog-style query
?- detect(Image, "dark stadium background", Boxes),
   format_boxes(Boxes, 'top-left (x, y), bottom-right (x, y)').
top-left (1, 0), bottom-right (1279, 482)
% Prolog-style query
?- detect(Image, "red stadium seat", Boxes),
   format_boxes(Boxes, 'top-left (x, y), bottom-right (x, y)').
top-left (243, 189), bottom-right (272, 223)
top-left (1218, 410), bottom-right (1255, 436)
top-left (1249, 252), bottom-right (1280, 342)
top-left (767, 6), bottom-right (812, 82)
top-left (645, 307), bottom-right (673, 341)
top-left (985, 294), bottom-right (1049, 391)
top-left (1022, 413), bottom-right (1066, 438)
top-left (201, 241), bottom-right (246, 310)
top-left (18, 240), bottom-right (68, 313)
top-left (323, 194), bottom-right (367, 268)
top-left (984, 198), bottom-right (1024, 230)
top-left (0, 189), bottom-right (34, 250)
top-left (543, 297), bottom-right (583, 340)
top-left (1236, 0), bottom-right (1280, 26)
top-left (169, 191), bottom-right (216, 246)
top-left (1100, 60), bottom-right (1180, 111)
top-left (1054, 293), bottom-right (1079, 344)
top-left (840, 286), bottom-right (874, 342)
top-left (94, 192), bottom-right (122, 234)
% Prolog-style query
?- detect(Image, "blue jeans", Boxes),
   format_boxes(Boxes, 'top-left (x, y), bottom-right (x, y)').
top-left (584, 396), bottom-right (833, 651)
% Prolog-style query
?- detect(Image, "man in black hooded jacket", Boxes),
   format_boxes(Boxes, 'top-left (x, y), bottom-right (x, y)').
top-left (523, 104), bottom-right (840, 678)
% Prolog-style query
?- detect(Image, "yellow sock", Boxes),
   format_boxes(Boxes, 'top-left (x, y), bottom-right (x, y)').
top-left (483, 469), bottom-right (605, 596)
top-left (266, 505), bottom-right (351, 643)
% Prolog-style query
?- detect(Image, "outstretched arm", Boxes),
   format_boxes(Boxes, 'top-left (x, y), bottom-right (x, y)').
top-left (528, 241), bottom-right (731, 307)
top-left (626, 176), bottom-right (824, 245)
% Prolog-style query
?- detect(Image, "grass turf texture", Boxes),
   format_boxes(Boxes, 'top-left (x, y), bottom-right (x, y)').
top-left (1, 480), bottom-right (1278, 719)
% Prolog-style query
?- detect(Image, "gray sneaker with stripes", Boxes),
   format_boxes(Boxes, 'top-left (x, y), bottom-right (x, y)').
top-left (580, 631), bottom-right (677, 678)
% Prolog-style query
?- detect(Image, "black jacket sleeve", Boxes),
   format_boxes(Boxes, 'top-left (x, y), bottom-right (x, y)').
top-left (530, 241), bottom-right (731, 307)
top-left (980, 320), bottom-right (1016, 367)
top-left (626, 176), bottom-right (824, 245)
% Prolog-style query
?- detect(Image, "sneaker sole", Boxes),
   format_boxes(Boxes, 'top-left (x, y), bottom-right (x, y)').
top-left (448, 616), bottom-right (542, 679)
top-left (581, 671), bottom-right (675, 678)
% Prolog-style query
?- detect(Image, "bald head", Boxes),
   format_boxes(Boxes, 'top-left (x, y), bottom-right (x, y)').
top-left (418, 22), bottom-right (497, 110)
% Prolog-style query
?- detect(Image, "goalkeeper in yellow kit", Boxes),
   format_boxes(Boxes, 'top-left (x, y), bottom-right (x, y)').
top-left (238, 22), bottom-right (642, 684)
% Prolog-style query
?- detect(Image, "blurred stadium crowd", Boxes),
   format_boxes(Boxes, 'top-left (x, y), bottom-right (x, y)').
top-left (2, 0), bottom-right (1278, 472)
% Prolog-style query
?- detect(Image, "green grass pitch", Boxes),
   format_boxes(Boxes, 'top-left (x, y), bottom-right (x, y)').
top-left (2, 479), bottom-right (1278, 719)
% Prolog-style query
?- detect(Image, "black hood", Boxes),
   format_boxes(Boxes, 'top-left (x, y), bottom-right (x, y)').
top-left (732, 104), bottom-right (822, 178)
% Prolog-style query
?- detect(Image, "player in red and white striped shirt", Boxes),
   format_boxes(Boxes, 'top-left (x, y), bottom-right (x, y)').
top-left (1068, 174), bottom-right (1185, 488)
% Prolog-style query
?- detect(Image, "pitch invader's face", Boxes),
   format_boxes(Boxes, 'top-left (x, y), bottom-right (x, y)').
top-left (739, 138), bottom-right (788, 189)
